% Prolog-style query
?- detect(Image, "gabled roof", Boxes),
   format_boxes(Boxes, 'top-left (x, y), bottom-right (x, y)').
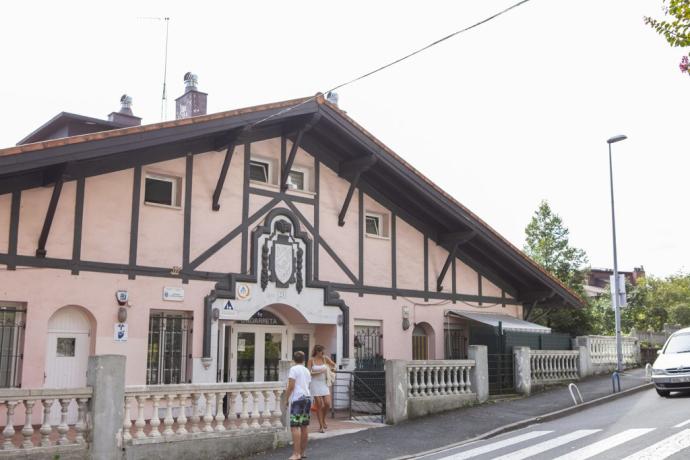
top-left (16, 112), bottom-right (135, 146)
top-left (0, 94), bottom-right (584, 309)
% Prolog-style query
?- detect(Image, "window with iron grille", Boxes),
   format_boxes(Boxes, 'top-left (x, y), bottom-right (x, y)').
top-left (354, 323), bottom-right (383, 370)
top-left (0, 304), bottom-right (25, 388)
top-left (146, 311), bottom-right (193, 385)
top-left (444, 327), bottom-right (467, 359)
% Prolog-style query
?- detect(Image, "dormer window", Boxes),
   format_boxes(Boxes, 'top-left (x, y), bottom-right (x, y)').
top-left (249, 160), bottom-right (270, 183)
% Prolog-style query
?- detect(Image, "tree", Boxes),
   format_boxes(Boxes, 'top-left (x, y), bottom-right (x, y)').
top-left (523, 200), bottom-right (591, 335)
top-left (644, 0), bottom-right (690, 75)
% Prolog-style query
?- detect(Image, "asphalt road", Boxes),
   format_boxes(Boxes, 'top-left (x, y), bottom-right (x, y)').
top-left (421, 388), bottom-right (690, 460)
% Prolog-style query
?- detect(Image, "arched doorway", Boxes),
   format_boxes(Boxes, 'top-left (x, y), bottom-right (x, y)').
top-left (44, 306), bottom-right (93, 388)
top-left (412, 323), bottom-right (434, 360)
top-left (218, 306), bottom-right (315, 383)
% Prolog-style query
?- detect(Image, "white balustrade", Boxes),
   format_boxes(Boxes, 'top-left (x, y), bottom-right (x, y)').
top-left (578, 335), bottom-right (640, 366)
top-left (122, 381), bottom-right (284, 444)
top-left (0, 388), bottom-right (92, 451)
top-left (406, 360), bottom-right (475, 398)
top-left (530, 350), bottom-right (579, 384)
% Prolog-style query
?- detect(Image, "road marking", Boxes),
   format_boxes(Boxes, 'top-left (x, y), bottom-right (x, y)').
top-left (492, 430), bottom-right (600, 460)
top-left (437, 430), bottom-right (552, 459)
top-left (622, 429), bottom-right (690, 460)
top-left (674, 419), bottom-right (690, 428)
top-left (553, 428), bottom-right (655, 460)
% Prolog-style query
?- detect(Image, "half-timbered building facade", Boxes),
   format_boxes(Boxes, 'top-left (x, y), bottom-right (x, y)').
top-left (0, 79), bottom-right (582, 389)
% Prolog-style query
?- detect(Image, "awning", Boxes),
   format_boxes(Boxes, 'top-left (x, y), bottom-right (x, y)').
top-left (446, 310), bottom-right (551, 334)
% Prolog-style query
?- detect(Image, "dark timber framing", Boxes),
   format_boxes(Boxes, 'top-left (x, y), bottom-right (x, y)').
top-left (437, 231), bottom-right (476, 292)
top-left (212, 139), bottom-right (237, 211)
top-left (391, 212), bottom-right (397, 299)
top-left (478, 273), bottom-right (483, 306)
top-left (437, 242), bottom-right (459, 292)
top-left (280, 114), bottom-right (321, 192)
top-left (182, 154), bottom-right (193, 283)
top-left (285, 201), bottom-right (359, 285)
top-left (36, 175), bottom-right (65, 258)
top-left (128, 166), bottom-right (142, 280)
top-left (71, 178), bottom-right (85, 275)
top-left (7, 192), bottom-right (20, 270)
top-left (358, 189), bottom-right (364, 296)
top-left (423, 236), bottom-right (429, 301)
top-left (337, 155), bottom-right (376, 226)
top-left (241, 143), bottom-right (250, 273)
top-left (314, 157), bottom-right (320, 280)
top-left (451, 254), bottom-right (457, 304)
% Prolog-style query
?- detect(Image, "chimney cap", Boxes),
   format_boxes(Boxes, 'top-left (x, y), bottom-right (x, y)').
top-left (184, 72), bottom-right (199, 92)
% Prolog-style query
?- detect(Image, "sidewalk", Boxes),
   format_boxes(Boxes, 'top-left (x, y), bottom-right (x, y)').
top-left (250, 368), bottom-right (651, 460)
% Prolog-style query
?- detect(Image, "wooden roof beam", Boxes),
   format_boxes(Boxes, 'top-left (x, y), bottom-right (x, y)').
top-left (280, 114), bottom-right (321, 192)
top-left (36, 171), bottom-right (66, 258)
top-left (337, 155), bottom-right (377, 227)
top-left (212, 129), bottom-right (246, 211)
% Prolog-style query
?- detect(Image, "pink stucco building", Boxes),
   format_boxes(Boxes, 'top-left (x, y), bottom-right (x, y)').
top-left (0, 76), bottom-right (581, 390)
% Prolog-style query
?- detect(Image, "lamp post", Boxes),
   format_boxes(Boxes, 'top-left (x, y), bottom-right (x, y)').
top-left (607, 134), bottom-right (627, 373)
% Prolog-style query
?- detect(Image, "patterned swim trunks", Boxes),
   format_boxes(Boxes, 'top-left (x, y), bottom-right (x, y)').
top-left (290, 396), bottom-right (312, 427)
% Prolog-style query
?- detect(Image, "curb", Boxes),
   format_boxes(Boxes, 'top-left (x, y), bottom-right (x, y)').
top-left (393, 381), bottom-right (654, 460)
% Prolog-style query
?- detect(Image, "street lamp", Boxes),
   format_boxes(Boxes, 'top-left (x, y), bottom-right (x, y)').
top-left (607, 134), bottom-right (627, 373)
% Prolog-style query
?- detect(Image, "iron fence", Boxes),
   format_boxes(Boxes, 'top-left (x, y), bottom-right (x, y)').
top-left (354, 326), bottom-right (384, 370)
top-left (488, 353), bottom-right (515, 395)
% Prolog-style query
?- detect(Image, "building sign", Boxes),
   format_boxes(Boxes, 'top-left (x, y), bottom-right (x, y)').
top-left (114, 323), bottom-right (128, 342)
top-left (239, 310), bottom-right (284, 326)
top-left (163, 287), bottom-right (184, 302)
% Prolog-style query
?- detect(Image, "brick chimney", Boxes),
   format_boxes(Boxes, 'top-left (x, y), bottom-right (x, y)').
top-left (175, 72), bottom-right (207, 119)
top-left (108, 95), bottom-right (142, 127)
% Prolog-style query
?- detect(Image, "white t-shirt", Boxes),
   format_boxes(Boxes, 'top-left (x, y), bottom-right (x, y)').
top-left (288, 364), bottom-right (312, 402)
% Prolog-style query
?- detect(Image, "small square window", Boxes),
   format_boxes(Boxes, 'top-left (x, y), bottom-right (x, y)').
top-left (144, 174), bottom-right (181, 207)
top-left (56, 338), bottom-right (75, 357)
top-left (287, 170), bottom-right (305, 190)
top-left (366, 215), bottom-right (381, 236)
top-left (250, 161), bottom-right (270, 183)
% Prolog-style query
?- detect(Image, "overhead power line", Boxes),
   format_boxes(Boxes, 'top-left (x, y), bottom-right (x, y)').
top-left (250, 0), bottom-right (532, 128)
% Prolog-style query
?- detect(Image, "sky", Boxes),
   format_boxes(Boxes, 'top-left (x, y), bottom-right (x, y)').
top-left (1, 0), bottom-right (688, 277)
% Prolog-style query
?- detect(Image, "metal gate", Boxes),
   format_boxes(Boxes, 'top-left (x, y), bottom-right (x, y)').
top-left (331, 370), bottom-right (385, 423)
top-left (488, 353), bottom-right (515, 395)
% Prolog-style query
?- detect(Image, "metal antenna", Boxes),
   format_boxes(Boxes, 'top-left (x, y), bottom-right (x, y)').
top-left (138, 16), bottom-right (171, 121)
top-left (161, 17), bottom-right (170, 121)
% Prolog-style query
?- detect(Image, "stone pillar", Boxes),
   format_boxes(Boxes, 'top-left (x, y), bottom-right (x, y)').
top-left (87, 355), bottom-right (126, 460)
top-left (513, 347), bottom-right (531, 396)
top-left (468, 345), bottom-right (488, 403)
top-left (278, 360), bottom-right (292, 429)
top-left (384, 360), bottom-right (409, 425)
top-left (578, 345), bottom-right (592, 378)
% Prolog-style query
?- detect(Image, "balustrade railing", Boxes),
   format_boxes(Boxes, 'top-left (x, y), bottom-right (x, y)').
top-left (580, 335), bottom-right (639, 365)
top-left (530, 350), bottom-right (579, 384)
top-left (0, 388), bottom-right (92, 451)
top-left (406, 360), bottom-right (474, 398)
top-left (123, 381), bottom-right (284, 443)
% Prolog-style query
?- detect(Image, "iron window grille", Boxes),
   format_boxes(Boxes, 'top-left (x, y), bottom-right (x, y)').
top-left (354, 325), bottom-right (383, 370)
top-left (146, 311), bottom-right (193, 385)
top-left (0, 305), bottom-right (25, 388)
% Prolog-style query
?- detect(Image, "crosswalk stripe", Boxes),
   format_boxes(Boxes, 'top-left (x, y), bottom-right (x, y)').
top-left (553, 428), bottom-right (655, 460)
top-left (492, 430), bottom-right (600, 460)
top-left (622, 429), bottom-right (690, 460)
top-left (674, 419), bottom-right (690, 428)
top-left (438, 430), bottom-right (552, 460)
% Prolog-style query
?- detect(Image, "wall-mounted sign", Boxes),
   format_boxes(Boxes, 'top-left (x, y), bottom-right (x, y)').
top-left (223, 300), bottom-right (234, 310)
top-left (114, 323), bottom-right (128, 342)
top-left (163, 287), bottom-right (184, 302)
top-left (236, 283), bottom-right (251, 300)
top-left (237, 339), bottom-right (246, 352)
